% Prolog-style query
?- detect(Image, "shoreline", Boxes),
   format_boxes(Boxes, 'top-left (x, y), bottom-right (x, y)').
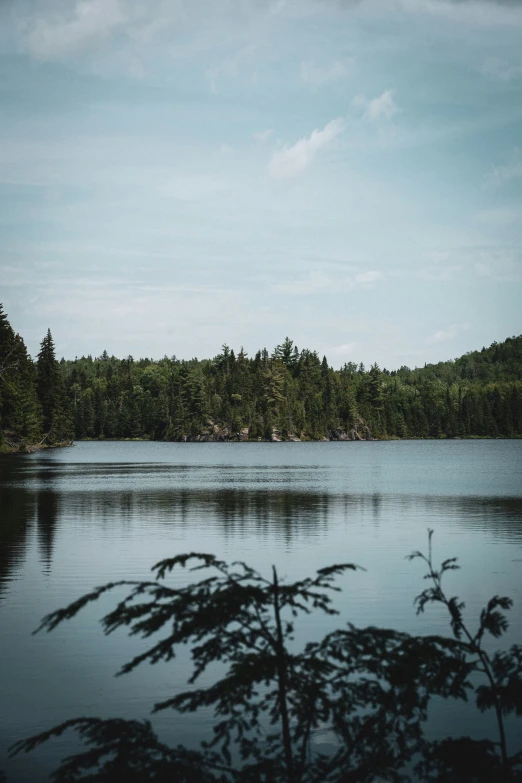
top-left (2, 436), bottom-right (519, 454)
top-left (75, 435), bottom-right (520, 443)
top-left (0, 440), bottom-right (74, 455)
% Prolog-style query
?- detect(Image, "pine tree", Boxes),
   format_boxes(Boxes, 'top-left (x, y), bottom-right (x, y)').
top-left (0, 304), bottom-right (41, 449)
top-left (37, 330), bottom-right (60, 435)
top-left (36, 329), bottom-right (72, 444)
top-left (273, 337), bottom-right (298, 371)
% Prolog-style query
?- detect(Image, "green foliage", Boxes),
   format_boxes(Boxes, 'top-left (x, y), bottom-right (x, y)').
top-left (0, 304), bottom-right (41, 450)
top-left (1, 304), bottom-right (521, 446)
top-left (9, 534), bottom-right (522, 782)
top-left (0, 306), bottom-right (74, 450)
top-left (36, 329), bottom-right (73, 444)
top-left (56, 335), bottom-right (522, 442)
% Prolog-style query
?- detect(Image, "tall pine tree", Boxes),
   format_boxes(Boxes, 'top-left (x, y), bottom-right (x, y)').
top-left (36, 329), bottom-right (72, 444)
top-left (0, 304), bottom-right (41, 449)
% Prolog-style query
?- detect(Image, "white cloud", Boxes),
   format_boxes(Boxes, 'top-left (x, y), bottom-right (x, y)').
top-left (363, 89), bottom-right (399, 121)
top-left (6, 0), bottom-right (522, 75)
top-left (23, 0), bottom-right (128, 60)
top-left (300, 59), bottom-right (350, 88)
top-left (6, 0), bottom-right (263, 72)
top-left (488, 149), bottom-right (522, 187)
top-left (425, 323), bottom-right (470, 345)
top-left (269, 118), bottom-right (345, 179)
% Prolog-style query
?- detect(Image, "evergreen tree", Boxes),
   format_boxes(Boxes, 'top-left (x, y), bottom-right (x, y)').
top-left (0, 304), bottom-right (41, 449)
top-left (10, 534), bottom-right (522, 782)
top-left (36, 329), bottom-right (72, 444)
top-left (2, 314), bottom-right (522, 447)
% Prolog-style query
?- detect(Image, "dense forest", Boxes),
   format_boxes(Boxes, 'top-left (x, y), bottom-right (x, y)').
top-left (0, 305), bottom-right (72, 452)
top-left (1, 302), bottom-right (521, 450)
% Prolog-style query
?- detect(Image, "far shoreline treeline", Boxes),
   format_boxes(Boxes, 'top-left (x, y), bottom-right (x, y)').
top-left (1, 303), bottom-right (521, 452)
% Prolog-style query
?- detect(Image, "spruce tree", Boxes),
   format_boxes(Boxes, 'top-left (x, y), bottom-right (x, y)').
top-left (0, 304), bottom-right (19, 447)
top-left (0, 304), bottom-right (41, 449)
top-left (37, 329), bottom-right (60, 435)
top-left (36, 329), bottom-right (72, 444)
top-left (0, 303), bottom-right (16, 379)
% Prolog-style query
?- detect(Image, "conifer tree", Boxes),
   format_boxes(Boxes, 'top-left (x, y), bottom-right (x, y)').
top-left (36, 329), bottom-right (72, 444)
top-left (0, 304), bottom-right (41, 449)
top-left (37, 329), bottom-right (61, 435)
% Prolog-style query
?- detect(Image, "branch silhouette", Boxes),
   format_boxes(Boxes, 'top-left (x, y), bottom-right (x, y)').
top-left (8, 534), bottom-right (522, 783)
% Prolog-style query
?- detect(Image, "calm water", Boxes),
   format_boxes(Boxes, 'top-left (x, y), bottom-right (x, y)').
top-left (1, 440), bottom-right (521, 781)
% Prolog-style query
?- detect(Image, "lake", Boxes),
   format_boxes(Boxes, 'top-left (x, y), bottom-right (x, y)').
top-left (1, 440), bottom-right (521, 781)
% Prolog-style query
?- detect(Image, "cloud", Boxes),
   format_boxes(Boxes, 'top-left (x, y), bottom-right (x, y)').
top-left (359, 89), bottom-right (399, 121)
top-left (300, 60), bottom-right (350, 88)
top-left (488, 149), bottom-right (522, 187)
top-left (23, 0), bottom-right (128, 60)
top-left (5, 0), bottom-right (264, 72)
top-left (6, 0), bottom-right (522, 72)
top-left (269, 118), bottom-right (345, 179)
top-left (425, 323), bottom-right (470, 345)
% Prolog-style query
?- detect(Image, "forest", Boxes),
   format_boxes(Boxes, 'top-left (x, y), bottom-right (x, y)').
top-left (1, 302), bottom-right (521, 451)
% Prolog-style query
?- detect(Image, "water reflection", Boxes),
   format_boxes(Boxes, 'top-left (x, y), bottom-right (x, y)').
top-left (0, 487), bottom-right (34, 598)
top-left (1, 443), bottom-right (522, 782)
top-left (36, 492), bottom-right (59, 574)
top-left (2, 482), bottom-right (522, 597)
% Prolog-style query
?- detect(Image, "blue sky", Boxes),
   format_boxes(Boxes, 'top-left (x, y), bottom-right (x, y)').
top-left (1, 0), bottom-right (521, 368)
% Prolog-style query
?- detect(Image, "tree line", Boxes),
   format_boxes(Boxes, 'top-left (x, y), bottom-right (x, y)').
top-left (0, 305), bottom-right (72, 451)
top-left (1, 302), bottom-right (521, 449)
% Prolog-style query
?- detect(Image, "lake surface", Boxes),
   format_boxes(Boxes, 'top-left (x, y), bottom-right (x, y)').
top-left (1, 440), bottom-right (521, 781)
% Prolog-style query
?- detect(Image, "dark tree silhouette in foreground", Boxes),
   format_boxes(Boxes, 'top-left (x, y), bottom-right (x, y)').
top-left (9, 533), bottom-right (522, 782)
top-left (408, 530), bottom-right (522, 782)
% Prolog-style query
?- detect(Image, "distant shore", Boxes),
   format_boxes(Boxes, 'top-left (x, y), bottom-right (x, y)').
top-left (0, 440), bottom-right (74, 455)
top-left (3, 435), bottom-right (519, 455)
top-left (74, 435), bottom-right (519, 443)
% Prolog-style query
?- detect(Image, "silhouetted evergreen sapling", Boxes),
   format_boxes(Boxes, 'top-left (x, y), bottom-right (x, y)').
top-left (9, 533), bottom-right (522, 782)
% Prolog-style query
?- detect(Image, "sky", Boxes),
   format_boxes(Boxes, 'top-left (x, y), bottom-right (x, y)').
top-left (1, 0), bottom-right (521, 369)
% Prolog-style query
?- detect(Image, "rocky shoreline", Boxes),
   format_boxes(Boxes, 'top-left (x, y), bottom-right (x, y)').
top-left (178, 419), bottom-right (374, 443)
top-left (0, 440), bottom-right (74, 455)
